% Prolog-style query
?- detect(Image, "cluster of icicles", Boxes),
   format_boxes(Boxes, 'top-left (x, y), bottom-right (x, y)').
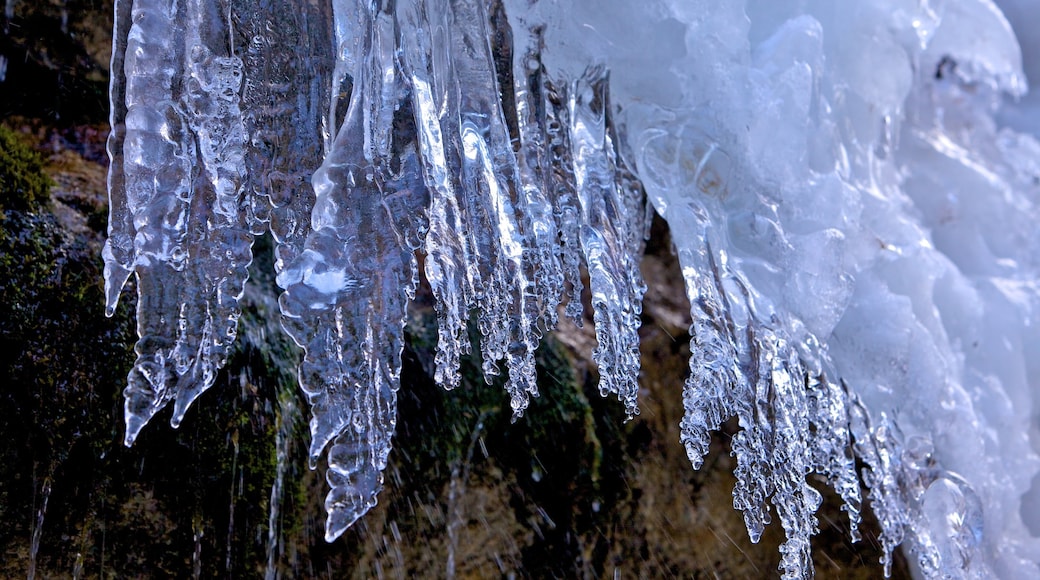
top-left (103, 0), bottom-right (952, 577)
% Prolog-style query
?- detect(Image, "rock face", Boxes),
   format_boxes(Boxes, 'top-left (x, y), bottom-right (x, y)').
top-left (0, 1), bottom-right (905, 578)
top-left (0, 0), bottom-right (111, 123)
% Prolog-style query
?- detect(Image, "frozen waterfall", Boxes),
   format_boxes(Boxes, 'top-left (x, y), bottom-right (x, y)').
top-left (104, 0), bottom-right (1040, 577)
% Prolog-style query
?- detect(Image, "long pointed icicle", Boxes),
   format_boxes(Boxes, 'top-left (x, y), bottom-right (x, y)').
top-left (543, 79), bottom-right (587, 327)
top-left (277, 3), bottom-right (429, 542)
top-left (108, 0), bottom-right (193, 424)
top-left (167, 0), bottom-right (252, 425)
top-left (102, 0), bottom-right (133, 315)
top-left (509, 23), bottom-right (566, 338)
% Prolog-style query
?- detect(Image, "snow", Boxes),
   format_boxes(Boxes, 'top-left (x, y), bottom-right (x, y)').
top-left (105, 0), bottom-right (1040, 577)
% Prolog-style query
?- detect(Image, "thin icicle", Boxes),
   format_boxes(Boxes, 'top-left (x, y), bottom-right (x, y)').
top-left (117, 0), bottom-right (195, 442)
top-left (543, 78), bottom-right (587, 326)
top-left (102, 0), bottom-right (133, 315)
top-left (509, 24), bottom-right (566, 334)
top-left (167, 0), bottom-right (251, 425)
top-left (397, 0), bottom-right (475, 392)
top-left (803, 350), bottom-right (862, 543)
top-left (569, 66), bottom-right (645, 417)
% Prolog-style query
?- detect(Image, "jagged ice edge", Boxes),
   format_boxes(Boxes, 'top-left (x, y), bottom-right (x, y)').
top-left (102, 0), bottom-right (1040, 578)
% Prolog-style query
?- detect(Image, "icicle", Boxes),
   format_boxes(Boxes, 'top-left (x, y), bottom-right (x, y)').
top-left (277, 3), bottom-right (428, 541)
top-left (669, 182), bottom-right (860, 578)
top-left (166, 0), bottom-right (252, 425)
top-left (328, 0), bottom-right (365, 148)
top-left (848, 399), bottom-right (911, 577)
top-left (753, 335), bottom-right (820, 580)
top-left (397, 0), bottom-right (476, 392)
top-left (237, 0), bottom-right (332, 267)
top-left (543, 78), bottom-right (587, 326)
top-left (448, 0), bottom-right (544, 413)
top-left (116, 0), bottom-right (252, 444)
top-left (568, 66), bottom-right (646, 417)
top-left (509, 24), bottom-right (566, 334)
top-left (101, 0), bottom-right (133, 315)
top-left (803, 351), bottom-right (862, 543)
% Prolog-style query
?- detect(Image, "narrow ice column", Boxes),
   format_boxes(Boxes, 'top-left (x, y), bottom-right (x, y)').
top-left (503, 16), bottom-right (566, 333)
top-left (742, 335), bottom-right (821, 579)
top-left (568, 68), bottom-right (646, 417)
top-left (102, 0), bottom-right (133, 314)
top-left (113, 0), bottom-right (196, 442)
top-left (328, 0), bottom-right (365, 148)
top-left (168, 0), bottom-right (252, 423)
top-left (542, 78), bottom-right (587, 326)
top-left (105, 0), bottom-right (191, 311)
top-left (397, 0), bottom-right (476, 391)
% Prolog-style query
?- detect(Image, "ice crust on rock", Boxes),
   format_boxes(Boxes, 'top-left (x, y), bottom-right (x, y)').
top-left (105, 0), bottom-right (1040, 577)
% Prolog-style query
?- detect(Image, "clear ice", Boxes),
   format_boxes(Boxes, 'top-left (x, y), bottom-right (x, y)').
top-left (105, 0), bottom-right (1040, 577)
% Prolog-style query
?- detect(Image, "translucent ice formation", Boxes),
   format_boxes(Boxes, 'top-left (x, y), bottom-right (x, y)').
top-left (105, 0), bottom-right (1040, 577)
top-left (106, 0), bottom-right (253, 442)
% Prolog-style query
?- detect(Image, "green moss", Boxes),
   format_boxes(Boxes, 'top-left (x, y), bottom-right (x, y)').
top-left (398, 312), bottom-right (592, 475)
top-left (0, 197), bottom-right (138, 577)
top-left (382, 310), bottom-right (632, 574)
top-left (0, 204), bottom-right (309, 577)
top-left (397, 310), bottom-right (611, 494)
top-left (0, 126), bottom-right (52, 212)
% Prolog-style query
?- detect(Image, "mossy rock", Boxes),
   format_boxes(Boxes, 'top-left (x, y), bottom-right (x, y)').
top-left (0, 133), bottom-right (307, 577)
top-left (0, 125), bottom-right (52, 212)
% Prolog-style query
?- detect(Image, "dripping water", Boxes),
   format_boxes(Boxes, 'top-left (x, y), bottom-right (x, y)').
top-left (71, 551), bottom-right (84, 579)
top-left (59, 0), bottom-right (67, 34)
top-left (192, 516), bottom-right (203, 580)
top-left (265, 395), bottom-right (299, 580)
top-left (446, 414), bottom-right (489, 579)
top-left (27, 476), bottom-right (52, 580)
top-left (226, 431), bottom-right (240, 574)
